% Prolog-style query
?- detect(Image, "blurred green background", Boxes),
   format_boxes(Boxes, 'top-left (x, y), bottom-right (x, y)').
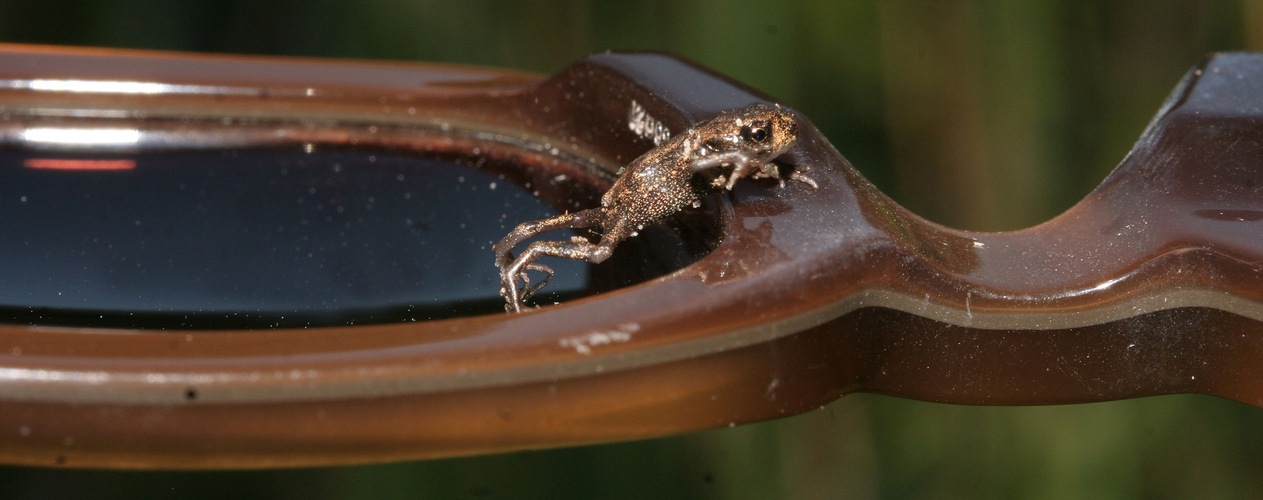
top-left (2, 0), bottom-right (1263, 498)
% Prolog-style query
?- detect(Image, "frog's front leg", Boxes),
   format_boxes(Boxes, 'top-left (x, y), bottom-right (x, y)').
top-left (688, 150), bottom-right (757, 190)
top-left (789, 167), bottom-right (818, 189)
top-left (747, 162), bottom-right (818, 190)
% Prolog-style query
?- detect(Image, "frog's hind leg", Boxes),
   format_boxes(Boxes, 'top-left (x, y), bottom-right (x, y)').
top-left (493, 209), bottom-right (602, 266)
top-left (494, 208), bottom-right (604, 311)
top-left (501, 233), bottom-right (621, 312)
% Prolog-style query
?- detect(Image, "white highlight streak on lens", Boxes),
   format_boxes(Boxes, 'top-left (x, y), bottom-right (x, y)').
top-left (26, 79), bottom-right (171, 94)
top-left (21, 127), bottom-right (141, 146)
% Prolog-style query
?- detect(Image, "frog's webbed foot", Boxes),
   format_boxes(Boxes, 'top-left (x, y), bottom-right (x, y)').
top-left (500, 262), bottom-right (554, 312)
top-left (493, 209), bottom-right (604, 312)
top-left (500, 236), bottom-right (618, 312)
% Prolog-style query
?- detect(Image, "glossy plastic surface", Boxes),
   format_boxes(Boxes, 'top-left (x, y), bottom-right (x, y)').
top-left (0, 44), bottom-right (1259, 468)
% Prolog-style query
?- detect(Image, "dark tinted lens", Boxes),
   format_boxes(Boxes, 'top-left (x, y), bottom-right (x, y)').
top-left (0, 147), bottom-right (712, 328)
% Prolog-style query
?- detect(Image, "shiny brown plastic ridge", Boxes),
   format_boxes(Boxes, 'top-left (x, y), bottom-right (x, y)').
top-left (0, 44), bottom-right (1260, 468)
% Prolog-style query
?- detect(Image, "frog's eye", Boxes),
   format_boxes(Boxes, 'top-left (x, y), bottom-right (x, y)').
top-left (742, 123), bottom-right (769, 143)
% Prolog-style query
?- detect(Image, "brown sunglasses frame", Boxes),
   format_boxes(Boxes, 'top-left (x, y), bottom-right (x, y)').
top-left (0, 44), bottom-right (1259, 468)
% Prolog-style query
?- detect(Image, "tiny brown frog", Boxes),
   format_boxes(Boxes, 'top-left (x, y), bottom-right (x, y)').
top-left (493, 103), bottom-right (816, 312)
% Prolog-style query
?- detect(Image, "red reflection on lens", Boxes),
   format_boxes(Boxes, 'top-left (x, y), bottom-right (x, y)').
top-left (23, 159), bottom-right (137, 171)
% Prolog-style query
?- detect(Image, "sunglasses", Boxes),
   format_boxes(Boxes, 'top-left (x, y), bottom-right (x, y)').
top-left (0, 44), bottom-right (1259, 468)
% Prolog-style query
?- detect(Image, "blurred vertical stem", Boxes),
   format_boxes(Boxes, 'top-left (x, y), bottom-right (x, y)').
top-left (1247, 0), bottom-right (1263, 49)
top-left (877, 0), bottom-right (1062, 231)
